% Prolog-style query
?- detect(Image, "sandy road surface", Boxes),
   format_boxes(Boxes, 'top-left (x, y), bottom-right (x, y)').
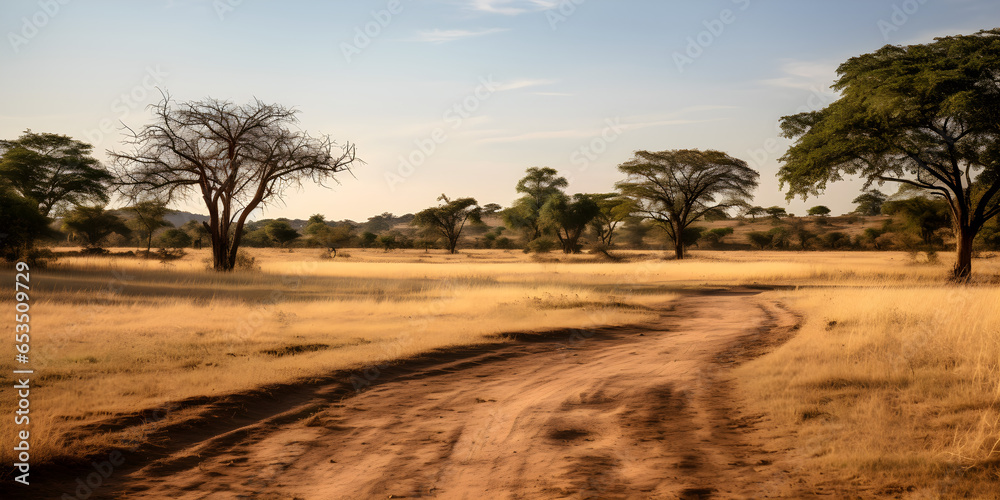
top-left (30, 288), bottom-right (814, 499)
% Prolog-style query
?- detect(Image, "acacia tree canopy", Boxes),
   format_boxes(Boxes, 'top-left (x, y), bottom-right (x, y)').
top-left (852, 190), bottom-right (887, 216)
top-left (412, 194), bottom-right (481, 254)
top-left (265, 220), bottom-right (299, 248)
top-left (62, 205), bottom-right (131, 249)
top-left (0, 130), bottom-right (112, 217)
top-left (807, 205), bottom-right (831, 217)
top-left (126, 199), bottom-right (172, 255)
top-left (503, 167), bottom-right (567, 242)
top-left (588, 193), bottom-right (637, 247)
top-left (616, 149), bottom-right (759, 259)
top-left (0, 186), bottom-right (50, 261)
top-left (540, 192), bottom-right (600, 254)
top-left (778, 29), bottom-right (1000, 279)
top-left (110, 94), bottom-right (360, 271)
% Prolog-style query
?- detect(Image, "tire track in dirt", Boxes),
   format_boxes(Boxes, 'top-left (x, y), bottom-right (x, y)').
top-left (27, 287), bottom-right (808, 499)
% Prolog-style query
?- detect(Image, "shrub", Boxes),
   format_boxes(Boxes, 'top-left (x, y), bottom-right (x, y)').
top-left (819, 231), bottom-right (852, 249)
top-left (234, 251), bottom-right (259, 271)
top-left (701, 227), bottom-right (734, 248)
top-left (158, 228), bottom-right (192, 249)
top-left (526, 237), bottom-right (556, 253)
top-left (747, 231), bottom-right (772, 249)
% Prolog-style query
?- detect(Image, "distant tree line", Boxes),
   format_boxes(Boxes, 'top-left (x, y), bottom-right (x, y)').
top-left (3, 29), bottom-right (1000, 280)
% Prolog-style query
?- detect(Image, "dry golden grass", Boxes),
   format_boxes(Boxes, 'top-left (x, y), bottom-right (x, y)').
top-left (735, 285), bottom-right (1000, 495)
top-left (2, 245), bottom-right (1000, 494)
top-left (0, 248), bottom-right (677, 463)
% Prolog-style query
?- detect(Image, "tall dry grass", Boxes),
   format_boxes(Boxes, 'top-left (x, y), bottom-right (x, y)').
top-left (736, 285), bottom-right (1000, 495)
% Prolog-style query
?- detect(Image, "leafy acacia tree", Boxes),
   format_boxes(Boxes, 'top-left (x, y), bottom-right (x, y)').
top-left (265, 220), bottom-right (299, 248)
top-left (0, 187), bottom-right (50, 261)
top-left (0, 131), bottom-right (112, 217)
top-left (503, 167), bottom-right (568, 242)
top-left (158, 228), bottom-right (192, 249)
top-left (765, 206), bottom-right (788, 219)
top-left (617, 149), bottom-right (759, 259)
top-left (111, 94), bottom-right (359, 271)
top-left (126, 199), bottom-right (172, 255)
top-left (807, 205), bottom-right (831, 217)
top-left (62, 205), bottom-right (131, 249)
top-left (743, 205), bottom-right (766, 220)
top-left (588, 193), bottom-right (636, 247)
top-left (852, 190), bottom-right (887, 216)
top-left (541, 193), bottom-right (600, 254)
top-left (883, 196), bottom-right (952, 247)
top-left (312, 224), bottom-right (354, 256)
top-left (778, 29), bottom-right (1000, 279)
top-left (182, 220), bottom-right (210, 248)
top-left (412, 194), bottom-right (482, 254)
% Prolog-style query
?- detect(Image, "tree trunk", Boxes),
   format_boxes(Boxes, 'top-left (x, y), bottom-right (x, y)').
top-left (213, 243), bottom-right (232, 271)
top-left (673, 222), bottom-right (685, 260)
top-left (953, 225), bottom-right (974, 281)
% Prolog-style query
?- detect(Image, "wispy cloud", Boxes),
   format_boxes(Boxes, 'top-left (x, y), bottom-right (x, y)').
top-left (496, 79), bottom-right (555, 91)
top-left (476, 117), bottom-right (719, 144)
top-left (759, 60), bottom-right (840, 92)
top-left (467, 0), bottom-right (558, 15)
top-left (412, 28), bottom-right (509, 43)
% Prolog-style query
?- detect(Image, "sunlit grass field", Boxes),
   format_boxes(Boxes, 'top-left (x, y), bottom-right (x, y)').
top-left (1, 246), bottom-right (999, 493)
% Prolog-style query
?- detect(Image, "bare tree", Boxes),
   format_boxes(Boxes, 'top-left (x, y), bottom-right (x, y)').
top-left (110, 93), bottom-right (360, 271)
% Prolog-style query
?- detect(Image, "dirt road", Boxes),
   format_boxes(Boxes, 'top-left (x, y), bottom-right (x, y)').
top-left (46, 288), bottom-right (809, 499)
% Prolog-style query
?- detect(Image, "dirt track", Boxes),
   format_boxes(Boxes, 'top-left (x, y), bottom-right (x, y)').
top-left (40, 288), bottom-right (813, 499)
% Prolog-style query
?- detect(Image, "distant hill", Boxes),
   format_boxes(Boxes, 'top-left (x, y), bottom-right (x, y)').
top-left (164, 211), bottom-right (209, 227)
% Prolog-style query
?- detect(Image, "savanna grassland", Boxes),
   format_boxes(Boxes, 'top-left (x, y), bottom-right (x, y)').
top-left (2, 248), bottom-right (1000, 496)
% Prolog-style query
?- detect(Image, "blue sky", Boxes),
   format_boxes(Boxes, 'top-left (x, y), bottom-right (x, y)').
top-left (1, 0), bottom-right (997, 221)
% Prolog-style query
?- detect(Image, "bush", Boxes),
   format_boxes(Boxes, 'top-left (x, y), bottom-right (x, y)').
top-left (747, 231), bottom-right (772, 249)
top-left (207, 251), bottom-right (259, 271)
top-left (241, 228), bottom-right (272, 247)
top-left (234, 251), bottom-right (259, 271)
top-left (0, 187), bottom-right (49, 262)
top-left (701, 227), bottom-right (734, 248)
top-left (526, 237), bottom-right (557, 253)
top-left (377, 234), bottom-right (397, 252)
top-left (155, 248), bottom-right (186, 261)
top-left (768, 227), bottom-right (793, 249)
top-left (158, 228), bottom-right (192, 249)
top-left (818, 231), bottom-right (852, 249)
top-left (6, 247), bottom-right (57, 269)
top-left (495, 236), bottom-right (514, 250)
